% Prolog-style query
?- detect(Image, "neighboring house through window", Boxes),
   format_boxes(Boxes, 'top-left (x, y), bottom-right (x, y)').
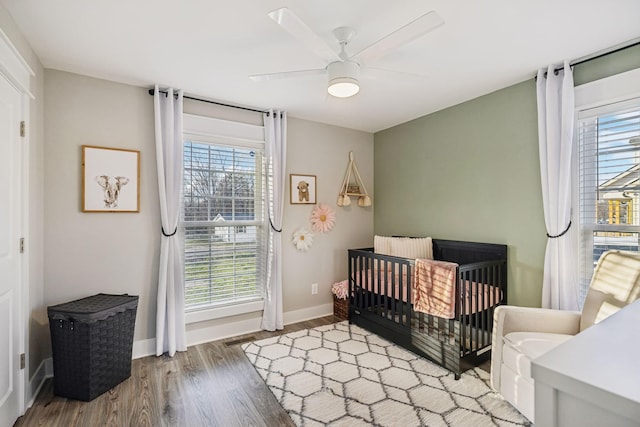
top-left (576, 70), bottom-right (640, 305)
top-left (182, 114), bottom-right (267, 321)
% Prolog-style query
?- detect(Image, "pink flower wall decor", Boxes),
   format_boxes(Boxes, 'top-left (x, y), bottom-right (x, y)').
top-left (310, 203), bottom-right (336, 233)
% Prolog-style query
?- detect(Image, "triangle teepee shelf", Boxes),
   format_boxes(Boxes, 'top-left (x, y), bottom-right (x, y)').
top-left (337, 151), bottom-right (371, 207)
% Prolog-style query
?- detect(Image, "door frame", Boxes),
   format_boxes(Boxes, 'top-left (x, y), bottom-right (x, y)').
top-left (0, 26), bottom-right (35, 418)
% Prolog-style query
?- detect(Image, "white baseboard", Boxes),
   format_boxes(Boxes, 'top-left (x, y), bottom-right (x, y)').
top-left (45, 357), bottom-right (53, 377)
top-left (186, 315), bottom-right (263, 349)
top-left (26, 357), bottom-right (53, 408)
top-left (283, 303), bottom-right (333, 325)
top-left (132, 338), bottom-right (156, 359)
top-left (132, 302), bottom-right (333, 359)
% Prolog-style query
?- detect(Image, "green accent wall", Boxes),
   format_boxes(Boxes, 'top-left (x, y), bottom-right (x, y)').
top-left (373, 45), bottom-right (640, 307)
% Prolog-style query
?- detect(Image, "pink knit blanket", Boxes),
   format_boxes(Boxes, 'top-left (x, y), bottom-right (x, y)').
top-left (413, 258), bottom-right (458, 319)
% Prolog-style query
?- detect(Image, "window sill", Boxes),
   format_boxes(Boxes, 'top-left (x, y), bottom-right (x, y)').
top-left (185, 299), bottom-right (264, 324)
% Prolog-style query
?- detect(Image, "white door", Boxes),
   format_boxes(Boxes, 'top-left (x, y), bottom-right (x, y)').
top-left (0, 73), bottom-right (23, 427)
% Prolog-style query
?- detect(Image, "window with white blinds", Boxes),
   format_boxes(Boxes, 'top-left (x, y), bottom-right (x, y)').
top-left (182, 115), bottom-right (267, 313)
top-left (578, 97), bottom-right (640, 303)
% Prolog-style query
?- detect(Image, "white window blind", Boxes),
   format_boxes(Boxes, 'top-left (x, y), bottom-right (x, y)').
top-left (578, 97), bottom-right (640, 303)
top-left (182, 123), bottom-right (268, 311)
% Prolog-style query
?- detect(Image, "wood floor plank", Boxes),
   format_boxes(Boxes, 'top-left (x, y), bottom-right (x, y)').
top-left (127, 358), bottom-right (154, 427)
top-left (15, 315), bottom-right (339, 427)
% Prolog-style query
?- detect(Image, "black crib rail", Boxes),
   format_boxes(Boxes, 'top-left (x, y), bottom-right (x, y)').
top-left (348, 240), bottom-right (507, 378)
top-left (350, 251), bottom-right (414, 327)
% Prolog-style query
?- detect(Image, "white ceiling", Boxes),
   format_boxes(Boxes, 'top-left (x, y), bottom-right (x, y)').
top-left (2, 0), bottom-right (640, 133)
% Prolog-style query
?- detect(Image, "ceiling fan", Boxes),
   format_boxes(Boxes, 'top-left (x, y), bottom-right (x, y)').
top-left (249, 8), bottom-right (444, 98)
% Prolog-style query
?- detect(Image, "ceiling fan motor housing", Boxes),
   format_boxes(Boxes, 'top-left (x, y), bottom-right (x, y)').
top-left (327, 60), bottom-right (361, 97)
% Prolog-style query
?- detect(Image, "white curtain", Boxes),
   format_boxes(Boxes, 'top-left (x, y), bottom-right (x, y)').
top-left (261, 110), bottom-right (287, 331)
top-left (153, 85), bottom-right (187, 355)
top-left (537, 62), bottom-right (579, 310)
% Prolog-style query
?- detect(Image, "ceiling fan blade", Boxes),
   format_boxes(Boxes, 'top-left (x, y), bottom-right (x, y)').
top-left (249, 68), bottom-right (326, 82)
top-left (268, 7), bottom-right (340, 63)
top-left (364, 67), bottom-right (427, 83)
top-left (353, 11), bottom-right (444, 65)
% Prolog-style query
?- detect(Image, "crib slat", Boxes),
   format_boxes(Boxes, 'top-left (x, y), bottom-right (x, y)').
top-left (391, 261), bottom-right (396, 321)
top-left (402, 263), bottom-right (408, 327)
top-left (461, 269), bottom-right (468, 352)
top-left (376, 258), bottom-right (384, 318)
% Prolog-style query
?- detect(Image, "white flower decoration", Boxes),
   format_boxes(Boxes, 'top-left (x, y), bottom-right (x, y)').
top-left (292, 228), bottom-right (314, 251)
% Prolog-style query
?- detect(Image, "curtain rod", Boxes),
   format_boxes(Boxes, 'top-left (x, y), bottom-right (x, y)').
top-left (543, 38), bottom-right (640, 77)
top-left (148, 88), bottom-right (269, 115)
top-left (570, 39), bottom-right (640, 69)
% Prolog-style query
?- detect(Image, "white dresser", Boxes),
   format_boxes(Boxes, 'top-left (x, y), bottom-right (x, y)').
top-left (531, 299), bottom-right (640, 427)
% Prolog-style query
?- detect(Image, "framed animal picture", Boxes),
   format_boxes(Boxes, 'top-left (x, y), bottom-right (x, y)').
top-left (290, 174), bottom-right (316, 204)
top-left (82, 145), bottom-right (140, 212)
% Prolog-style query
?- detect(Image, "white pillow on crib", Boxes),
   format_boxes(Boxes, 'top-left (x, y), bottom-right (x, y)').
top-left (374, 235), bottom-right (393, 255)
top-left (389, 237), bottom-right (433, 260)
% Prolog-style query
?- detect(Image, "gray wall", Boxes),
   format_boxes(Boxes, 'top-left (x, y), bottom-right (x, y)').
top-left (283, 118), bottom-right (373, 311)
top-left (374, 46), bottom-right (640, 307)
top-left (44, 70), bottom-right (161, 345)
top-left (44, 69), bottom-right (374, 351)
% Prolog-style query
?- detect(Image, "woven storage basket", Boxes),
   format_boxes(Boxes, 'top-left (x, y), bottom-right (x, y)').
top-left (48, 293), bottom-right (139, 401)
top-left (333, 295), bottom-right (349, 320)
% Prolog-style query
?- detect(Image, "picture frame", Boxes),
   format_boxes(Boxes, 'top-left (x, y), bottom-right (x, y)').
top-left (290, 174), bottom-right (316, 204)
top-left (82, 145), bottom-right (140, 212)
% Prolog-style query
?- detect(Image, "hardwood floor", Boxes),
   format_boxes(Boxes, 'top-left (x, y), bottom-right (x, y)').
top-left (17, 316), bottom-right (493, 427)
top-left (15, 316), bottom-right (339, 427)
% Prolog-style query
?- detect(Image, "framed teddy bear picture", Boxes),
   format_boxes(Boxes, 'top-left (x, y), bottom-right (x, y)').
top-left (290, 174), bottom-right (316, 204)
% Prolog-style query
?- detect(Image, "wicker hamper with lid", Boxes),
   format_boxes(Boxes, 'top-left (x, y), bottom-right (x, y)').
top-left (47, 293), bottom-right (139, 401)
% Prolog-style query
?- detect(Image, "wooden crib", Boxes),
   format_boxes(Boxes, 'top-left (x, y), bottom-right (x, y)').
top-left (348, 238), bottom-right (507, 378)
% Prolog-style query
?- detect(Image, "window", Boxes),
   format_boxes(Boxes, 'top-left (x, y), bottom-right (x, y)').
top-left (182, 115), bottom-right (268, 316)
top-left (578, 97), bottom-right (640, 303)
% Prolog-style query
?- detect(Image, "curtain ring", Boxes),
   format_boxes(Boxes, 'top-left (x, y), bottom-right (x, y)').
top-left (547, 221), bottom-right (571, 239)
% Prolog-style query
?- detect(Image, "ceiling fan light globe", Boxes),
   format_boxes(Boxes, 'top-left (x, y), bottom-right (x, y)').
top-left (328, 78), bottom-right (360, 98)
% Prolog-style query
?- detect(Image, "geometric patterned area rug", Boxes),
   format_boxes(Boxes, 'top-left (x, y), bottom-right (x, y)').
top-left (242, 321), bottom-right (532, 427)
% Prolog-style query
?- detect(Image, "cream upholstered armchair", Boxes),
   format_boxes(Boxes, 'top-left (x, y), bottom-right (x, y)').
top-left (490, 250), bottom-right (640, 422)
